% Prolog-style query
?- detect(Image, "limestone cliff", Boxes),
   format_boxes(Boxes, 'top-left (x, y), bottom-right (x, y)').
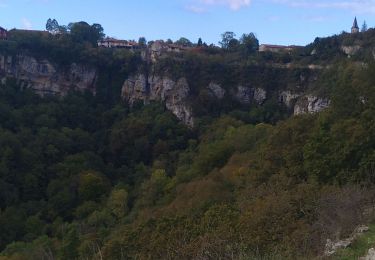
top-left (207, 82), bottom-right (225, 99)
top-left (0, 53), bottom-right (330, 126)
top-left (294, 95), bottom-right (330, 115)
top-left (341, 45), bottom-right (361, 57)
top-left (121, 70), bottom-right (330, 126)
top-left (122, 74), bottom-right (194, 126)
top-left (279, 91), bottom-right (301, 108)
top-left (233, 86), bottom-right (267, 105)
top-left (0, 55), bottom-right (97, 95)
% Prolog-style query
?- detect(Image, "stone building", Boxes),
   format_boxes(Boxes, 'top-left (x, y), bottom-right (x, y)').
top-left (98, 37), bottom-right (139, 50)
top-left (150, 40), bottom-right (190, 61)
top-left (0, 27), bottom-right (7, 39)
top-left (259, 44), bottom-right (302, 53)
top-left (351, 17), bottom-right (359, 34)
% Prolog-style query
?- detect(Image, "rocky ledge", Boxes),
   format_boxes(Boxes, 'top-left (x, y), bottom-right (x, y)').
top-left (0, 55), bottom-right (97, 96)
top-left (294, 95), bottom-right (330, 115)
top-left (122, 74), bottom-right (194, 126)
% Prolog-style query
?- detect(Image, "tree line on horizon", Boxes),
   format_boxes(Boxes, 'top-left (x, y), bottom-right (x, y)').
top-left (45, 18), bottom-right (260, 51)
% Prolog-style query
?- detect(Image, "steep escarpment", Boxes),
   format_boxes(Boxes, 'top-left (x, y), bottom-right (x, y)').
top-left (3, 23), bottom-right (375, 260)
top-left (294, 95), bottom-right (330, 115)
top-left (0, 54), bottom-right (97, 95)
top-left (121, 74), bottom-right (194, 126)
top-left (121, 62), bottom-right (329, 125)
top-left (0, 52), bottom-right (331, 126)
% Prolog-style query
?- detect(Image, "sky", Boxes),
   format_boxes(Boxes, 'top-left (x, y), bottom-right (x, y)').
top-left (0, 0), bottom-right (375, 46)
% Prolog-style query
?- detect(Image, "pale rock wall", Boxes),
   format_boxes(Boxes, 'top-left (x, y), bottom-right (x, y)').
top-left (122, 74), bottom-right (194, 126)
top-left (235, 86), bottom-right (267, 105)
top-left (341, 45), bottom-right (361, 56)
top-left (207, 82), bottom-right (225, 99)
top-left (121, 74), bottom-right (148, 103)
top-left (0, 54), bottom-right (97, 96)
top-left (235, 86), bottom-right (253, 104)
top-left (294, 95), bottom-right (330, 115)
top-left (253, 88), bottom-right (267, 105)
top-left (279, 91), bottom-right (301, 108)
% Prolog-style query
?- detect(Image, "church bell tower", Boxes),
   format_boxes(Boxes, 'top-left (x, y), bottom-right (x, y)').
top-left (351, 17), bottom-right (359, 34)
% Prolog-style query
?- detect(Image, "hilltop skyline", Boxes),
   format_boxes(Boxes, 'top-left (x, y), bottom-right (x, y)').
top-left (0, 0), bottom-right (374, 46)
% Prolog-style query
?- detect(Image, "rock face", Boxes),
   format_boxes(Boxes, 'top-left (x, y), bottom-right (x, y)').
top-left (325, 225), bottom-right (369, 257)
top-left (360, 248), bottom-right (375, 260)
top-left (341, 45), bottom-right (361, 56)
top-left (121, 74), bottom-right (148, 103)
top-left (122, 74), bottom-right (194, 126)
top-left (253, 88), bottom-right (267, 105)
top-left (0, 55), bottom-right (97, 95)
top-left (235, 86), bottom-right (267, 105)
top-left (279, 91), bottom-right (301, 108)
top-left (207, 82), bottom-right (225, 99)
top-left (294, 95), bottom-right (330, 115)
top-left (235, 86), bottom-right (253, 104)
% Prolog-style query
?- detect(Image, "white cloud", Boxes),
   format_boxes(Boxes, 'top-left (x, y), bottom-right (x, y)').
top-left (270, 0), bottom-right (375, 13)
top-left (186, 0), bottom-right (375, 13)
top-left (201, 0), bottom-right (251, 10)
top-left (21, 18), bottom-right (32, 30)
top-left (185, 5), bottom-right (207, 13)
top-left (187, 0), bottom-right (251, 11)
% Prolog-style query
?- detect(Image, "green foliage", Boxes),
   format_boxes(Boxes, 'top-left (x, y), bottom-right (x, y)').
top-left (138, 36), bottom-right (147, 46)
top-left (219, 31), bottom-right (236, 49)
top-left (59, 227), bottom-right (80, 259)
top-left (174, 37), bottom-right (193, 47)
top-left (240, 33), bottom-right (259, 55)
top-left (2, 28), bottom-right (375, 260)
top-left (107, 188), bottom-right (129, 219)
top-left (0, 82), bottom-right (192, 254)
top-left (69, 21), bottom-right (105, 45)
top-left (333, 223), bottom-right (375, 259)
top-left (46, 18), bottom-right (59, 33)
top-left (78, 171), bottom-right (111, 202)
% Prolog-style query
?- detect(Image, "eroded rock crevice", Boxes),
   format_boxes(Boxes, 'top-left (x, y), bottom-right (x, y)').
top-left (0, 54), bottom-right (97, 96)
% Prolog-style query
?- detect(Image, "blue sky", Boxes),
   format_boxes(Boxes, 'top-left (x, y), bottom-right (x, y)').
top-left (0, 0), bottom-right (374, 46)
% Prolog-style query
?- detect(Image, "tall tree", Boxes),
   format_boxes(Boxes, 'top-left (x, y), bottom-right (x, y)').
top-left (240, 33), bottom-right (259, 55)
top-left (69, 21), bottom-right (105, 45)
top-left (46, 18), bottom-right (52, 31)
top-left (361, 21), bottom-right (368, 32)
top-left (219, 32), bottom-right (236, 49)
top-left (138, 37), bottom-right (147, 46)
top-left (175, 37), bottom-right (192, 47)
top-left (91, 23), bottom-right (105, 40)
top-left (197, 38), bottom-right (203, 47)
top-left (46, 18), bottom-right (59, 34)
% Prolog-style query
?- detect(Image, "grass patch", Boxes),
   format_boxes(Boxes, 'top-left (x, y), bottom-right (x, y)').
top-left (332, 223), bottom-right (375, 260)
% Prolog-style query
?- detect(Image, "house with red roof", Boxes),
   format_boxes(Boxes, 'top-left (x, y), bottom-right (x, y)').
top-left (0, 27), bottom-right (7, 40)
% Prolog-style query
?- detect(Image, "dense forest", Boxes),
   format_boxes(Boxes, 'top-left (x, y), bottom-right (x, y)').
top-left (0, 20), bottom-right (375, 259)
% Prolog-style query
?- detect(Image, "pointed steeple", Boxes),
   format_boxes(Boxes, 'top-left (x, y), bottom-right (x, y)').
top-left (353, 17), bottom-right (359, 29)
top-left (352, 17), bottom-right (359, 33)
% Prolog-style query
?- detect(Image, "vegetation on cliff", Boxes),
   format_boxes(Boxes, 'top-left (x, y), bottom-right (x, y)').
top-left (0, 22), bottom-right (375, 259)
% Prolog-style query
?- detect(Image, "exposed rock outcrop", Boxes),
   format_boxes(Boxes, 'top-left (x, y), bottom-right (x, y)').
top-left (341, 45), bottom-right (361, 56)
top-left (235, 86), bottom-right (266, 105)
top-left (325, 225), bottom-right (369, 257)
top-left (121, 74), bottom-right (148, 104)
top-left (0, 55), bottom-right (97, 95)
top-left (235, 86), bottom-right (252, 104)
top-left (207, 82), bottom-right (225, 99)
top-left (279, 91), bottom-right (301, 108)
top-left (122, 74), bottom-right (194, 126)
top-left (253, 88), bottom-right (267, 105)
top-left (360, 248), bottom-right (375, 260)
top-left (294, 95), bottom-right (330, 115)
